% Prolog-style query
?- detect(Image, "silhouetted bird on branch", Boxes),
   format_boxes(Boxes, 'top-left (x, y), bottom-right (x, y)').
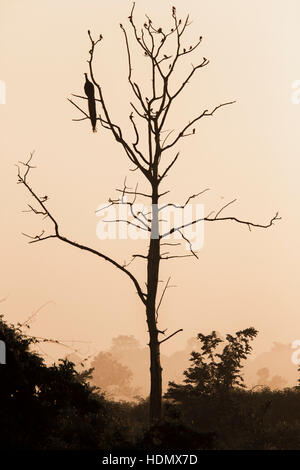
top-left (84, 73), bottom-right (97, 132)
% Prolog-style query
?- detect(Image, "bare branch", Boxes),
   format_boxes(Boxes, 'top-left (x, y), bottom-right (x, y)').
top-left (160, 254), bottom-right (194, 260)
top-left (22, 232), bottom-right (57, 244)
top-left (102, 218), bottom-right (150, 232)
top-left (68, 98), bottom-right (90, 119)
top-left (71, 93), bottom-right (102, 103)
top-left (177, 229), bottom-right (198, 259)
top-left (120, 23), bottom-right (148, 114)
top-left (159, 328), bottom-right (183, 344)
top-left (205, 212), bottom-right (281, 231)
top-left (161, 210), bottom-right (281, 239)
top-left (162, 101), bottom-right (236, 152)
top-left (160, 242), bottom-right (181, 247)
top-left (129, 112), bottom-right (149, 166)
top-left (159, 152), bottom-right (179, 181)
top-left (17, 155), bottom-right (147, 305)
top-left (214, 198), bottom-right (237, 219)
top-left (170, 57), bottom-right (209, 102)
top-left (159, 188), bottom-right (210, 211)
top-left (156, 276), bottom-right (171, 321)
top-left (116, 188), bottom-right (152, 198)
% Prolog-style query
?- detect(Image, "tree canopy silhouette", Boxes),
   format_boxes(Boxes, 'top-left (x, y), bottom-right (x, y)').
top-left (0, 315), bottom-right (109, 450)
top-left (165, 327), bottom-right (258, 401)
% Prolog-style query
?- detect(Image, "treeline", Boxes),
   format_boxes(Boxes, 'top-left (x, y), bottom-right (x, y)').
top-left (0, 316), bottom-right (300, 450)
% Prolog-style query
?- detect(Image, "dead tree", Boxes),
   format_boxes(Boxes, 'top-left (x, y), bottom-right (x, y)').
top-left (17, 4), bottom-right (280, 423)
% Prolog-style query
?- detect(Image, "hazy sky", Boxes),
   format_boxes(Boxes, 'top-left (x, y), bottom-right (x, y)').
top-left (1, 0), bottom-right (300, 369)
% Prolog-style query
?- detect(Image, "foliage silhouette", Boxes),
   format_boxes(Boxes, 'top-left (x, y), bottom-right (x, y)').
top-left (0, 315), bottom-right (115, 449)
top-left (166, 327), bottom-right (258, 401)
top-left (1, 315), bottom-right (300, 450)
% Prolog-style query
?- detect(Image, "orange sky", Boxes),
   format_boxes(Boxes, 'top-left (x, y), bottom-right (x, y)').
top-left (1, 0), bottom-right (300, 371)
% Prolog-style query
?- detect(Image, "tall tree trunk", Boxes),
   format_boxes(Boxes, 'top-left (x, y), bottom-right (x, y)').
top-left (147, 294), bottom-right (162, 423)
top-left (147, 183), bottom-right (162, 423)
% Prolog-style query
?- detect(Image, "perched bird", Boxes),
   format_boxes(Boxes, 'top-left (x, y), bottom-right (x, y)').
top-left (84, 73), bottom-right (97, 132)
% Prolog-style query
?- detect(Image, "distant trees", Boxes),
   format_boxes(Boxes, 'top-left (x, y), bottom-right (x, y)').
top-left (256, 367), bottom-right (288, 390)
top-left (166, 327), bottom-right (258, 401)
top-left (91, 351), bottom-right (141, 400)
top-left (243, 342), bottom-right (298, 389)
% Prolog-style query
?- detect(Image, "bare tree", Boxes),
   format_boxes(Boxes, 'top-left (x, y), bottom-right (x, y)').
top-left (17, 4), bottom-right (280, 423)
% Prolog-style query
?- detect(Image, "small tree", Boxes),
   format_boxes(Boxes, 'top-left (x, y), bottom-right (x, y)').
top-left (166, 327), bottom-right (258, 400)
top-left (17, 4), bottom-right (279, 422)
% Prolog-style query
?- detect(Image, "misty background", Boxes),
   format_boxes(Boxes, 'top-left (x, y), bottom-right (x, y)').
top-left (1, 0), bottom-right (300, 394)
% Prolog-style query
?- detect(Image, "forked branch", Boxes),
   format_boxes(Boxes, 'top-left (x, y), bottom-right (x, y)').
top-left (17, 154), bottom-right (147, 305)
